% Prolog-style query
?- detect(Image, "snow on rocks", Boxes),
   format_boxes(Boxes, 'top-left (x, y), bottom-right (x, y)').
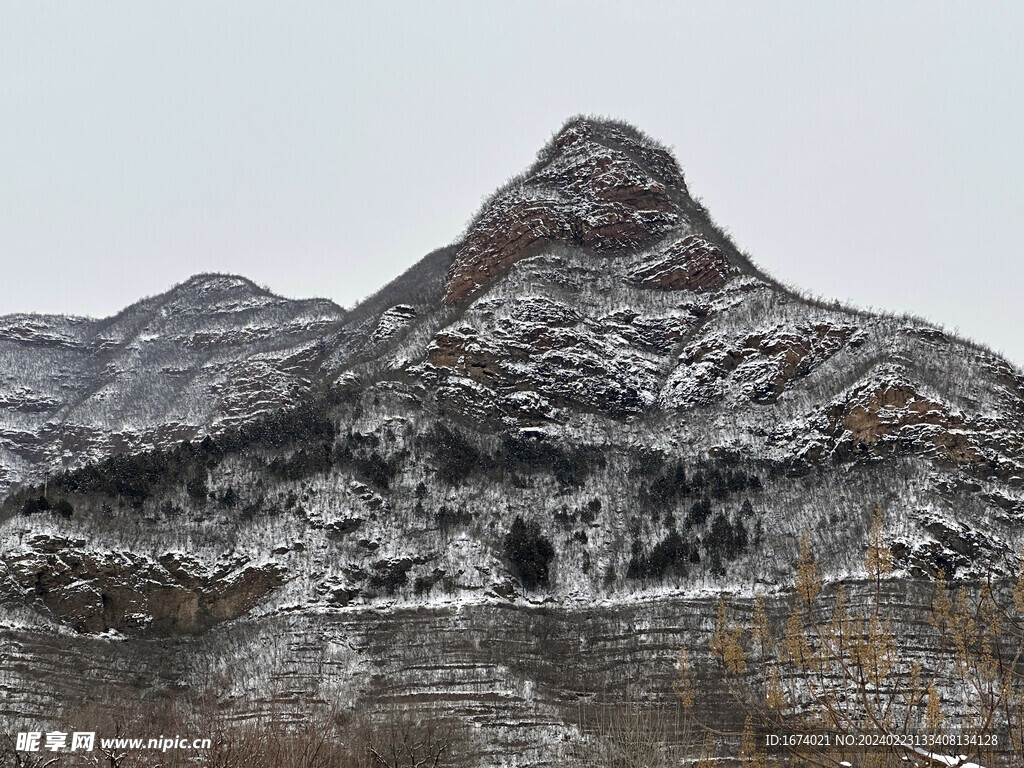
top-left (444, 118), bottom-right (684, 304)
top-left (629, 234), bottom-right (737, 291)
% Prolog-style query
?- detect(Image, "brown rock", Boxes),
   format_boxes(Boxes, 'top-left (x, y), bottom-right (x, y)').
top-left (827, 380), bottom-right (985, 466)
top-left (444, 121), bottom-right (683, 304)
top-left (630, 235), bottom-right (736, 291)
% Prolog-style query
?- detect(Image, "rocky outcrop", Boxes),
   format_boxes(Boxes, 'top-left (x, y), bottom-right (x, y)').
top-left (444, 120), bottom-right (684, 304)
top-left (630, 234), bottom-right (736, 291)
top-left (663, 321), bottom-right (859, 406)
top-left (419, 291), bottom-right (697, 422)
top-left (2, 535), bottom-right (283, 636)
top-left (814, 370), bottom-right (986, 467)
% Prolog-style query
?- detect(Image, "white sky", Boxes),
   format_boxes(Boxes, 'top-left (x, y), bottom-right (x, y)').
top-left (2, 2), bottom-right (1022, 365)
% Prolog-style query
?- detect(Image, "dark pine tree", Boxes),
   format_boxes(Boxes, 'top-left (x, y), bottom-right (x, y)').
top-left (503, 516), bottom-right (555, 591)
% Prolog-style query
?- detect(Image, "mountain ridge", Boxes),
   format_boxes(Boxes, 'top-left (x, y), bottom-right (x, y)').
top-left (1, 116), bottom-right (1023, 764)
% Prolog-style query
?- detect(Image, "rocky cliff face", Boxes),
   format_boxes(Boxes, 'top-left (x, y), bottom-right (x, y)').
top-left (2, 117), bottom-right (1024, 763)
top-left (3, 533), bottom-right (283, 636)
top-left (445, 121), bottom-right (685, 304)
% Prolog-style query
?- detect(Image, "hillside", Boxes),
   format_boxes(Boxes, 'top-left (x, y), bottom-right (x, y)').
top-left (1, 117), bottom-right (1023, 764)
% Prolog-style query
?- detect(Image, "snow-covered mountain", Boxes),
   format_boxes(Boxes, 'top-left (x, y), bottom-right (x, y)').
top-left (0, 274), bottom-right (347, 493)
top-left (2, 117), bottom-right (1023, 762)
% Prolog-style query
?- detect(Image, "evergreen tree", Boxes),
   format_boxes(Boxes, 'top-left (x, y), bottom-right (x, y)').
top-left (503, 516), bottom-right (555, 591)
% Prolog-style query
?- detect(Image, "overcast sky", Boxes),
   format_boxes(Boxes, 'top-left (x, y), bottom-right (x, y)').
top-left (3, 2), bottom-right (1022, 365)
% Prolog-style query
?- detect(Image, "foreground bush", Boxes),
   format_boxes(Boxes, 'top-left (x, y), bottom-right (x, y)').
top-left (0, 699), bottom-right (471, 768)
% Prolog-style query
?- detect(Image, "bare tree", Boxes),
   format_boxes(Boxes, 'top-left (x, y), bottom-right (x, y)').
top-left (0, 733), bottom-right (61, 768)
top-left (569, 702), bottom-right (697, 768)
top-left (355, 707), bottom-right (465, 768)
top-left (677, 507), bottom-right (1024, 767)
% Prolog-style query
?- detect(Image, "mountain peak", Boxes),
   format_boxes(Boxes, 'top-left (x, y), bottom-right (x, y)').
top-left (174, 273), bottom-right (266, 298)
top-left (444, 117), bottom-right (693, 305)
top-left (147, 273), bottom-right (282, 315)
top-left (535, 115), bottom-right (687, 190)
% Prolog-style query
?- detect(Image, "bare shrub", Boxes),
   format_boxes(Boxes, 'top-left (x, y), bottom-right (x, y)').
top-left (2, 699), bottom-right (470, 768)
top-left (569, 702), bottom-right (695, 768)
top-left (351, 707), bottom-right (467, 768)
top-left (0, 731), bottom-right (62, 768)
